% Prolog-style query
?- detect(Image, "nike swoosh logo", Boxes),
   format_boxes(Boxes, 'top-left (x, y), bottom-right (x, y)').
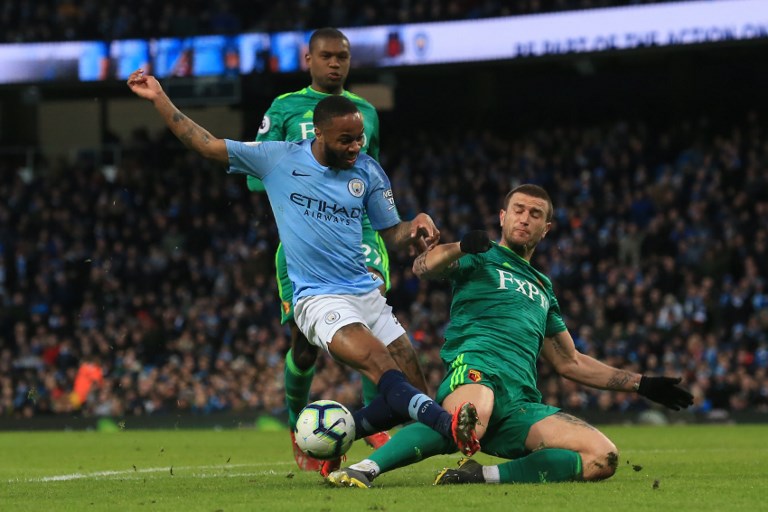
top-left (292, 170), bottom-right (311, 177)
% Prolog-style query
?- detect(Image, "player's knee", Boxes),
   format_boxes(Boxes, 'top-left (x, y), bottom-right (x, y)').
top-left (581, 441), bottom-right (619, 481)
top-left (291, 346), bottom-right (317, 371)
top-left (290, 326), bottom-right (318, 371)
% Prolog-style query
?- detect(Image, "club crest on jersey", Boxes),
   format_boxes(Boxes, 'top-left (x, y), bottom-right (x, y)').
top-left (348, 179), bottom-right (365, 197)
top-left (325, 311), bottom-right (340, 324)
top-left (468, 369), bottom-right (482, 382)
top-left (257, 115), bottom-right (271, 134)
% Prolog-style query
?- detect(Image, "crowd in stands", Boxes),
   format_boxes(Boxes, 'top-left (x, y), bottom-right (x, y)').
top-left (1, 108), bottom-right (767, 423)
top-left (1, 0), bottom-right (691, 43)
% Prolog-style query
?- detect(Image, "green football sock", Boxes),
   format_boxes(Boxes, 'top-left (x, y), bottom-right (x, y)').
top-left (369, 422), bottom-right (454, 473)
top-left (362, 376), bottom-right (378, 407)
top-left (496, 449), bottom-right (582, 483)
top-left (284, 349), bottom-right (315, 430)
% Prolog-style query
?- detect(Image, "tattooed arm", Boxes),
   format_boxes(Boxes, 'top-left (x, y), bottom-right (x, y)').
top-left (412, 242), bottom-right (463, 280)
top-left (541, 330), bottom-right (642, 392)
top-left (379, 213), bottom-right (440, 254)
top-left (413, 230), bottom-right (491, 279)
top-left (127, 69), bottom-right (228, 163)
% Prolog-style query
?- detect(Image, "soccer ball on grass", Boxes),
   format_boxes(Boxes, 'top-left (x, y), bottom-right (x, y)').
top-left (294, 400), bottom-right (355, 460)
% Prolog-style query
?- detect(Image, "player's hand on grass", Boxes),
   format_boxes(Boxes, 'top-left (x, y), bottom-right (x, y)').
top-left (460, 230), bottom-right (492, 254)
top-left (637, 376), bottom-right (694, 411)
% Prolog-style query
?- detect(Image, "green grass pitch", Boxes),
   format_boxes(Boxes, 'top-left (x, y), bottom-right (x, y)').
top-left (2, 424), bottom-right (766, 511)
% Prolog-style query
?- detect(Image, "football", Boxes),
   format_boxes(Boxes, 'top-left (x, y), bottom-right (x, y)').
top-left (294, 400), bottom-right (356, 460)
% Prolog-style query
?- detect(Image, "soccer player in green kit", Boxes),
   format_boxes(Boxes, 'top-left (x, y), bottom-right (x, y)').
top-left (327, 184), bottom-right (693, 488)
top-left (247, 28), bottom-right (419, 472)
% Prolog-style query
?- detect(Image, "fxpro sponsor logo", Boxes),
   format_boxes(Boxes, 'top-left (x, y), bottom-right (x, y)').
top-left (290, 193), bottom-right (362, 225)
top-left (496, 269), bottom-right (550, 310)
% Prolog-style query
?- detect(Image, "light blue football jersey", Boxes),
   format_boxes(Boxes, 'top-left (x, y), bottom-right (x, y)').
top-left (225, 138), bottom-right (401, 303)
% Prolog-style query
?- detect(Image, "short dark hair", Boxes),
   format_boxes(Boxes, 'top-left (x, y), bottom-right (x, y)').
top-left (503, 184), bottom-right (554, 221)
top-left (313, 95), bottom-right (359, 129)
top-left (308, 27), bottom-right (349, 52)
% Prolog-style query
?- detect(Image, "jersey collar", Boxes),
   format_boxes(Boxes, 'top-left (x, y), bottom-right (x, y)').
top-left (494, 242), bottom-right (531, 266)
top-left (307, 86), bottom-right (346, 97)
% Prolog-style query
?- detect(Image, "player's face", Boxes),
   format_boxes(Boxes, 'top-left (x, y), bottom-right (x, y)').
top-left (315, 113), bottom-right (364, 169)
top-left (306, 37), bottom-right (351, 94)
top-left (499, 193), bottom-right (552, 255)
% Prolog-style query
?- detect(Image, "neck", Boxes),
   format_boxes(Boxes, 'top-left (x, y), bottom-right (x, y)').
top-left (310, 139), bottom-right (328, 167)
top-left (500, 240), bottom-right (534, 262)
top-left (310, 83), bottom-right (343, 95)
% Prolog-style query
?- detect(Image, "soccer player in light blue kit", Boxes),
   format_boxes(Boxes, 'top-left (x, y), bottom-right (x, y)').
top-left (126, 69), bottom-right (481, 463)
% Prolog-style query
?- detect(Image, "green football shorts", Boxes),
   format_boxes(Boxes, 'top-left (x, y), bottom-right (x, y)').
top-left (436, 353), bottom-right (560, 460)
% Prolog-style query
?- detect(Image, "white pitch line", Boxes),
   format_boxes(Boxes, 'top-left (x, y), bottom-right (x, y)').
top-left (9, 462), bottom-right (295, 484)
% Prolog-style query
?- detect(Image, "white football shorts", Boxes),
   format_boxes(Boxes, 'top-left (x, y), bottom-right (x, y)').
top-left (294, 289), bottom-right (405, 353)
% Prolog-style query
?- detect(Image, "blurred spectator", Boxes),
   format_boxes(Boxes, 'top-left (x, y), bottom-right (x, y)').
top-left (1, 0), bottom-right (694, 43)
top-left (71, 355), bottom-right (104, 408)
top-left (1, 105), bottom-right (767, 423)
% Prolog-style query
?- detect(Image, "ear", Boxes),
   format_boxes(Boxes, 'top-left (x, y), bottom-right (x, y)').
top-left (542, 221), bottom-right (552, 239)
top-left (499, 209), bottom-right (505, 227)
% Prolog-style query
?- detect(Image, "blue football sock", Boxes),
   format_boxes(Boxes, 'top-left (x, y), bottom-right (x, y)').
top-left (377, 369), bottom-right (453, 439)
top-left (352, 396), bottom-right (405, 440)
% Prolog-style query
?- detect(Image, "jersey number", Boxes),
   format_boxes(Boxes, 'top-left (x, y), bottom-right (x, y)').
top-left (362, 243), bottom-right (382, 266)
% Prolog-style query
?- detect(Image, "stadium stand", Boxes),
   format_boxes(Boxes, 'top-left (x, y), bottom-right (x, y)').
top-left (0, 0), bottom-right (766, 427)
top-left (1, 0), bottom-right (694, 43)
top-left (1, 108), bottom-right (766, 421)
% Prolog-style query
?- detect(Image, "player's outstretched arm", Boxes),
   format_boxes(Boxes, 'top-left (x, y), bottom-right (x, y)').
top-left (542, 330), bottom-right (641, 391)
top-left (413, 230), bottom-right (492, 279)
top-left (541, 330), bottom-right (693, 410)
top-left (379, 213), bottom-right (440, 255)
top-left (126, 69), bottom-right (228, 164)
top-left (412, 243), bottom-right (462, 279)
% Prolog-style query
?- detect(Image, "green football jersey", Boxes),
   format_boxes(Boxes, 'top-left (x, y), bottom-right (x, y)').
top-left (247, 86), bottom-right (380, 192)
top-left (443, 242), bottom-right (567, 400)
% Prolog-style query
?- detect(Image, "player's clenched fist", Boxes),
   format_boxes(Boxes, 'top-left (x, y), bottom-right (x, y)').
top-left (126, 69), bottom-right (163, 102)
top-left (460, 230), bottom-right (492, 254)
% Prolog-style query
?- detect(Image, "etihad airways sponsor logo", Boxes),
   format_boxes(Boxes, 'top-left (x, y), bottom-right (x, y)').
top-left (290, 192), bottom-right (362, 224)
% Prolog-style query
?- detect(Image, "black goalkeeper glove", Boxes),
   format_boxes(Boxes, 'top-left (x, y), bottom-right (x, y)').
top-left (460, 230), bottom-right (492, 254)
top-left (637, 376), bottom-right (694, 411)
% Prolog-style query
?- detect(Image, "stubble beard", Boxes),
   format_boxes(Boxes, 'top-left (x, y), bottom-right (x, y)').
top-left (507, 241), bottom-right (529, 258)
top-left (505, 233), bottom-right (539, 259)
top-left (324, 146), bottom-right (348, 169)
